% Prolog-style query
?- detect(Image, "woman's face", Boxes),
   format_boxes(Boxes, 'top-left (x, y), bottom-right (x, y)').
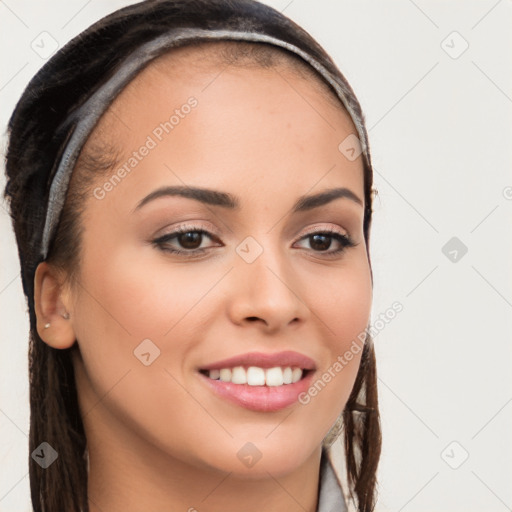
top-left (65, 48), bottom-right (372, 478)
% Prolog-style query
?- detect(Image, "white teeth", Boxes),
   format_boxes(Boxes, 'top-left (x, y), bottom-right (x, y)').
top-left (292, 367), bottom-right (302, 384)
top-left (247, 366), bottom-right (265, 386)
top-left (206, 366), bottom-right (304, 386)
top-left (265, 367), bottom-right (284, 386)
top-left (231, 366), bottom-right (247, 384)
top-left (209, 369), bottom-right (220, 380)
top-left (219, 368), bottom-right (232, 382)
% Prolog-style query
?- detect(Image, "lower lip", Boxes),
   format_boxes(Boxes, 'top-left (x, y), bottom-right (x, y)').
top-left (198, 371), bottom-right (315, 412)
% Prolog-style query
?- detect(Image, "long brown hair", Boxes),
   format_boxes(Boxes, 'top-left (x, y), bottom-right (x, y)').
top-left (3, 1), bottom-right (381, 510)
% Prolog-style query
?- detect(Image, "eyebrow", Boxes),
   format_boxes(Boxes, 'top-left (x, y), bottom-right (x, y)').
top-left (134, 185), bottom-right (363, 213)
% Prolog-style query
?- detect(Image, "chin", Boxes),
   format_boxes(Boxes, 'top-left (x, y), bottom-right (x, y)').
top-left (193, 431), bottom-right (321, 479)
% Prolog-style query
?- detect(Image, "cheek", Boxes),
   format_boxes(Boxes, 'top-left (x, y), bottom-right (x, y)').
top-left (73, 245), bottom-right (218, 343)
top-left (70, 242), bottom-right (231, 412)
top-left (311, 252), bottom-right (372, 350)
top-left (300, 254), bottom-right (372, 419)
top-left (69, 246), bottom-right (220, 459)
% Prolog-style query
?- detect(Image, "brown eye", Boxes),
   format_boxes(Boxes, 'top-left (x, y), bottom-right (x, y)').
top-left (176, 231), bottom-right (203, 250)
top-left (308, 233), bottom-right (333, 251)
top-left (294, 229), bottom-right (356, 257)
top-left (153, 227), bottom-right (221, 256)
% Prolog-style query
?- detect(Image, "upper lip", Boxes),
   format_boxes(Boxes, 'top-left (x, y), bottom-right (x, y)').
top-left (199, 351), bottom-right (317, 371)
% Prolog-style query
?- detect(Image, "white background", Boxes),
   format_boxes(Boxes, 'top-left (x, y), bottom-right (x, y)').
top-left (1, 1), bottom-right (511, 511)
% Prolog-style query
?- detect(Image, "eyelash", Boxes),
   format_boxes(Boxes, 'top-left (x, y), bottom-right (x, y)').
top-left (152, 224), bottom-right (356, 259)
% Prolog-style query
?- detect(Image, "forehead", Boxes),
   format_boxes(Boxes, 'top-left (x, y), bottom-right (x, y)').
top-left (86, 41), bottom-right (351, 145)
top-left (143, 41), bottom-right (345, 107)
top-left (80, 42), bottom-right (364, 213)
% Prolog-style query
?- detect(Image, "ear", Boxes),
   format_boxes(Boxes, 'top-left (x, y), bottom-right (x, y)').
top-left (34, 262), bottom-right (76, 349)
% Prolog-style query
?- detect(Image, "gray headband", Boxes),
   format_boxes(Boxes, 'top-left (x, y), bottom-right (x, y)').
top-left (41, 28), bottom-right (369, 259)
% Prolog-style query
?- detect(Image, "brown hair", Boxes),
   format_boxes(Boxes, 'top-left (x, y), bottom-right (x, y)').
top-left (3, 1), bottom-right (381, 510)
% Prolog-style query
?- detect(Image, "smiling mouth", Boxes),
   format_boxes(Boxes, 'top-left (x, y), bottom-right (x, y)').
top-left (199, 366), bottom-right (311, 386)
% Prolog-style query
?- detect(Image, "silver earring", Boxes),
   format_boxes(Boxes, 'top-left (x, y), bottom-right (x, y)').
top-left (44, 323), bottom-right (51, 329)
top-left (62, 312), bottom-right (70, 320)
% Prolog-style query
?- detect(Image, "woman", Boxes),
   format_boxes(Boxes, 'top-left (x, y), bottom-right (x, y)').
top-left (3, 0), bottom-right (381, 510)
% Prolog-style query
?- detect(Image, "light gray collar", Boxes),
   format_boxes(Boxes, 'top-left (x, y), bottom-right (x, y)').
top-left (317, 450), bottom-right (347, 512)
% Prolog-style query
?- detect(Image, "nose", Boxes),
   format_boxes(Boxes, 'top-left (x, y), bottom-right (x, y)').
top-left (226, 242), bottom-right (309, 333)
